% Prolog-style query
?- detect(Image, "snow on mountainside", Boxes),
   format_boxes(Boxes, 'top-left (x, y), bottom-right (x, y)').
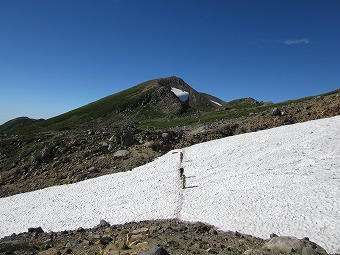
top-left (210, 99), bottom-right (222, 106)
top-left (0, 116), bottom-right (339, 253)
top-left (171, 87), bottom-right (189, 102)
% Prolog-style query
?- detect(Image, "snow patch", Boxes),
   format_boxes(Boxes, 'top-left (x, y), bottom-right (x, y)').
top-left (210, 100), bottom-right (222, 106)
top-left (171, 87), bottom-right (189, 102)
top-left (1, 116), bottom-right (340, 253)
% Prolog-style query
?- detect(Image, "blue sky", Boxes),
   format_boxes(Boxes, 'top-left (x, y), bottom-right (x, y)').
top-left (0, 0), bottom-right (339, 125)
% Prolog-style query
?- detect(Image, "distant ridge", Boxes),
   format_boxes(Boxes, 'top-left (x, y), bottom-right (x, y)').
top-left (1, 77), bottom-right (338, 134)
top-left (0, 117), bottom-right (44, 132)
top-left (1, 77), bottom-right (225, 132)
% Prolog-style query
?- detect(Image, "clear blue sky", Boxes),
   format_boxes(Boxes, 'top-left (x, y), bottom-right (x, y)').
top-left (1, 0), bottom-right (339, 125)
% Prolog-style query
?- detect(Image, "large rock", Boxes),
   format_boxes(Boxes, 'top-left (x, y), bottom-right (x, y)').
top-left (263, 236), bottom-right (328, 255)
top-left (121, 132), bottom-right (135, 146)
top-left (28, 226), bottom-right (44, 234)
top-left (271, 107), bottom-right (282, 116)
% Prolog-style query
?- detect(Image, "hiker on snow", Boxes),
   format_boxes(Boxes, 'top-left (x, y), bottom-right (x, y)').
top-left (179, 167), bottom-right (184, 177)
top-left (180, 151), bottom-right (183, 162)
top-left (182, 174), bottom-right (186, 189)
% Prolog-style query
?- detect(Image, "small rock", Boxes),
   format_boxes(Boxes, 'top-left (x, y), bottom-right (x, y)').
top-left (88, 166), bottom-right (98, 173)
top-left (113, 150), bottom-right (130, 158)
top-left (99, 219), bottom-right (111, 228)
top-left (136, 246), bottom-right (169, 255)
top-left (131, 228), bottom-right (149, 235)
top-left (270, 233), bottom-right (278, 238)
top-left (108, 143), bottom-right (114, 151)
top-left (100, 141), bottom-right (109, 147)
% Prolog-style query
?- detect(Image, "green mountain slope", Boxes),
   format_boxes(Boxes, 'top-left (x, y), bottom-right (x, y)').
top-left (3, 77), bottom-right (223, 133)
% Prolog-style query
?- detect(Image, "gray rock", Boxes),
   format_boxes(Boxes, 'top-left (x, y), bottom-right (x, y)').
top-left (131, 227), bottom-right (149, 235)
top-left (41, 146), bottom-right (51, 159)
top-left (271, 107), bottom-right (282, 116)
top-left (88, 166), bottom-right (98, 173)
top-left (99, 219), bottom-right (110, 228)
top-left (113, 150), bottom-right (130, 158)
top-left (100, 141), bottom-right (109, 147)
top-left (264, 236), bottom-right (328, 255)
top-left (136, 246), bottom-right (169, 255)
top-left (264, 236), bottom-right (303, 253)
top-left (108, 143), bottom-right (114, 151)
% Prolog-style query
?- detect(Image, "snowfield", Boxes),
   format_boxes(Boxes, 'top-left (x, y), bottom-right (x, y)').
top-left (1, 116), bottom-right (339, 253)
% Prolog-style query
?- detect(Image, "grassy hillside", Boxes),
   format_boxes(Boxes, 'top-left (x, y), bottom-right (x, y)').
top-left (0, 117), bottom-right (44, 132)
top-left (7, 80), bottom-right (165, 133)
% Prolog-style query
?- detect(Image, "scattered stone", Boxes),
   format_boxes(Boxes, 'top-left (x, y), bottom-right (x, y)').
top-left (113, 150), bottom-right (130, 158)
top-left (99, 219), bottom-right (111, 228)
top-left (88, 166), bottom-right (98, 173)
top-left (100, 141), bottom-right (109, 147)
top-left (136, 246), bottom-right (169, 255)
top-left (121, 132), bottom-right (135, 146)
top-left (108, 143), bottom-right (114, 151)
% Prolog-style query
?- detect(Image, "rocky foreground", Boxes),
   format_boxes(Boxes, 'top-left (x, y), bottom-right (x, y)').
top-left (0, 220), bottom-right (335, 255)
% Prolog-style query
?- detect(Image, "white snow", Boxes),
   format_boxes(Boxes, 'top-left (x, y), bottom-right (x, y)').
top-left (171, 87), bottom-right (189, 102)
top-left (1, 116), bottom-right (340, 253)
top-left (210, 100), bottom-right (222, 106)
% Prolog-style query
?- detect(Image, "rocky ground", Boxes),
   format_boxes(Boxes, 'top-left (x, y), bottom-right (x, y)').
top-left (0, 219), bottom-right (334, 255)
top-left (1, 92), bottom-right (339, 198)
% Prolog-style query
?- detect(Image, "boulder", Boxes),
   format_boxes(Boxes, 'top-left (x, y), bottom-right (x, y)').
top-left (28, 226), bottom-right (44, 233)
top-left (121, 132), bottom-right (135, 146)
top-left (263, 236), bottom-right (328, 255)
top-left (271, 107), bottom-right (282, 116)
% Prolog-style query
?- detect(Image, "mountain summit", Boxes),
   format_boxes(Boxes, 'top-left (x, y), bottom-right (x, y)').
top-left (3, 77), bottom-right (224, 132)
